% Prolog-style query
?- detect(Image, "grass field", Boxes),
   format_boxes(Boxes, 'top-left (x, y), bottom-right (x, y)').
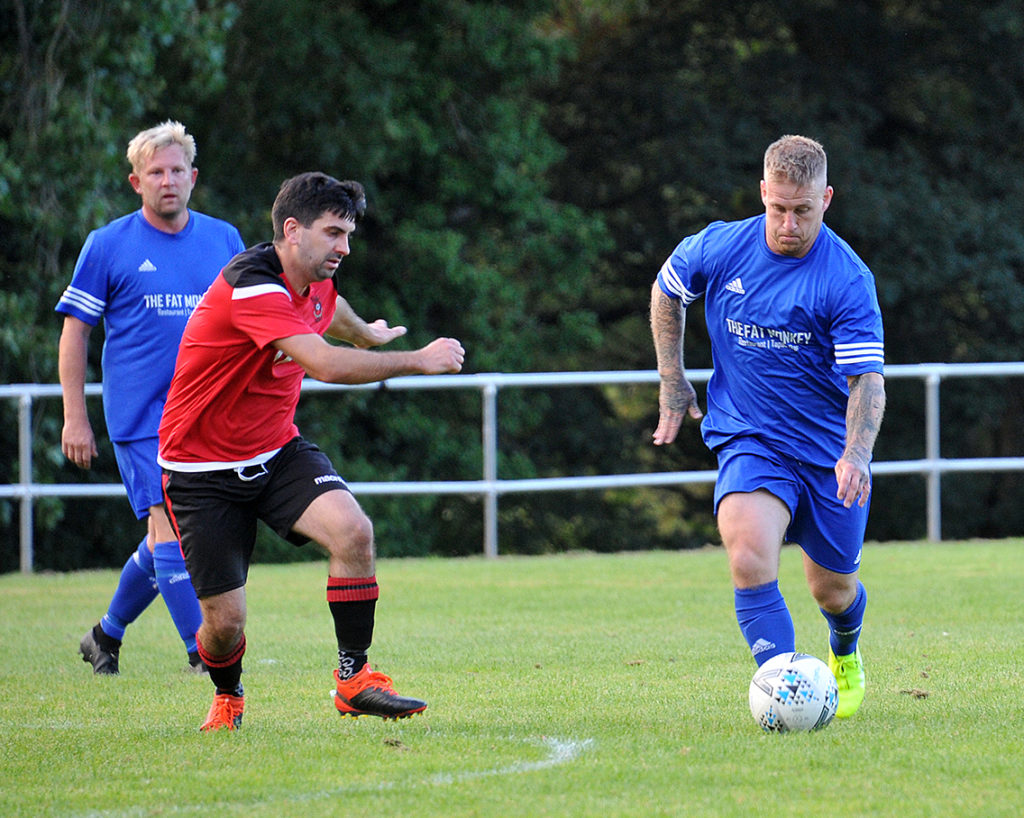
top-left (1, 540), bottom-right (1022, 817)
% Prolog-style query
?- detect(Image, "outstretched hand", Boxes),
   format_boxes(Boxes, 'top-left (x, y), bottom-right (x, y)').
top-left (419, 337), bottom-right (465, 374)
top-left (357, 319), bottom-right (408, 348)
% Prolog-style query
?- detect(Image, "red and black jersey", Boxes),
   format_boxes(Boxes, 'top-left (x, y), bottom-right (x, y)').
top-left (158, 243), bottom-right (337, 470)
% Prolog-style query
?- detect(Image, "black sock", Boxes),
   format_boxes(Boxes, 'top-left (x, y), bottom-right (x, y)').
top-left (197, 634), bottom-right (245, 693)
top-left (327, 576), bottom-right (378, 679)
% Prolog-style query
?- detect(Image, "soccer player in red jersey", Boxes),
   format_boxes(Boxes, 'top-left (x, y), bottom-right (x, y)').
top-left (159, 172), bottom-right (465, 730)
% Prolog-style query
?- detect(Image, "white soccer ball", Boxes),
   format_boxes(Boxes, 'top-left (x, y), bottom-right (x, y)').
top-left (748, 651), bottom-right (838, 733)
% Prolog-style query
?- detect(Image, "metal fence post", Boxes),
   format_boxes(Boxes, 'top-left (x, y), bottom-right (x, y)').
top-left (482, 382), bottom-right (499, 558)
top-left (18, 394), bottom-right (34, 573)
top-left (925, 372), bottom-right (942, 541)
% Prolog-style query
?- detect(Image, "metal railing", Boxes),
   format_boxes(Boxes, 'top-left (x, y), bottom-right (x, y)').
top-left (3, 362), bottom-right (1024, 572)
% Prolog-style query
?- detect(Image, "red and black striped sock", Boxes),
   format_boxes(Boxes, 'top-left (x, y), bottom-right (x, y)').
top-left (196, 633), bottom-right (245, 696)
top-left (327, 576), bottom-right (379, 679)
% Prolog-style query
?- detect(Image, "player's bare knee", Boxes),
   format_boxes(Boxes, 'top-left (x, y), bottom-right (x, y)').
top-left (199, 597), bottom-right (246, 649)
top-left (726, 543), bottom-right (778, 588)
top-left (810, 578), bottom-right (856, 614)
top-left (815, 588), bottom-right (855, 614)
top-left (199, 621), bottom-right (244, 656)
top-left (324, 511), bottom-right (374, 561)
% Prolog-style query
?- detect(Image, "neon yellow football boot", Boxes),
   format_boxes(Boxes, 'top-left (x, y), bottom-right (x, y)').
top-left (828, 646), bottom-right (865, 718)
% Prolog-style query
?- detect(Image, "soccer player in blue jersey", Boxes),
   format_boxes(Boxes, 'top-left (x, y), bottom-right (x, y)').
top-left (56, 121), bottom-right (246, 674)
top-left (650, 135), bottom-right (886, 718)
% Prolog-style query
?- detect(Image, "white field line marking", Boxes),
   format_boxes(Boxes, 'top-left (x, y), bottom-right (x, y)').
top-left (66, 735), bottom-right (594, 817)
top-left (429, 736), bottom-right (594, 785)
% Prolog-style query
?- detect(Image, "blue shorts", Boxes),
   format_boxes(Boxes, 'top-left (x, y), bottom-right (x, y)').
top-left (112, 437), bottom-right (164, 520)
top-left (713, 437), bottom-right (869, 574)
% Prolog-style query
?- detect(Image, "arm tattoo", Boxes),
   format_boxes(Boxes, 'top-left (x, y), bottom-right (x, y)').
top-left (650, 285), bottom-right (685, 380)
top-left (845, 373), bottom-right (886, 461)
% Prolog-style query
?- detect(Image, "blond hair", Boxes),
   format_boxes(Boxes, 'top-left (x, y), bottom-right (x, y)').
top-left (126, 120), bottom-right (196, 172)
top-left (763, 135), bottom-right (827, 187)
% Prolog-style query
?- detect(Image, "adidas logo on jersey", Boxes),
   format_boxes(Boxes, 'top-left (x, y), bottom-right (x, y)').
top-left (138, 259), bottom-right (157, 272)
top-left (725, 277), bottom-right (745, 294)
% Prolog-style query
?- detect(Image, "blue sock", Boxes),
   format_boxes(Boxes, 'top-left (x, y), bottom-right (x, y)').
top-left (821, 581), bottom-right (867, 656)
top-left (735, 580), bottom-right (795, 667)
top-left (101, 537), bottom-right (159, 641)
top-left (152, 540), bottom-right (202, 654)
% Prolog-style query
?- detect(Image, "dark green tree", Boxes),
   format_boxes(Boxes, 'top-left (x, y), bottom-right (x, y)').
top-left (4, 0), bottom-right (1023, 571)
top-left (187, 0), bottom-right (616, 559)
top-left (0, 0), bottom-right (239, 570)
top-left (542, 0), bottom-right (1024, 541)
top-left (2, 0), bottom-right (618, 568)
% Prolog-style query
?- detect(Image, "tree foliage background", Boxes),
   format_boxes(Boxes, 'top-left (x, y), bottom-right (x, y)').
top-left (2, 0), bottom-right (1022, 571)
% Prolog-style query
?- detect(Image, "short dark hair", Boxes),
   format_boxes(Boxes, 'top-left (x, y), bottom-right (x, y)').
top-left (271, 172), bottom-right (366, 240)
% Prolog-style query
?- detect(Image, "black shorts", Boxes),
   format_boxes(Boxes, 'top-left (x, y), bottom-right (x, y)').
top-left (162, 437), bottom-right (350, 598)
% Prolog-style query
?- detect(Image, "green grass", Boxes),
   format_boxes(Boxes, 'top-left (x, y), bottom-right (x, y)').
top-left (1, 541), bottom-right (1022, 817)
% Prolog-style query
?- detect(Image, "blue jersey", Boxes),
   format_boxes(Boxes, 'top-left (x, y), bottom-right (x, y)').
top-left (656, 215), bottom-right (884, 467)
top-left (55, 209), bottom-right (245, 442)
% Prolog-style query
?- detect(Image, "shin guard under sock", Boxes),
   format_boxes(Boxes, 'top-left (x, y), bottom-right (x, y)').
top-left (152, 540), bottom-right (202, 654)
top-left (101, 537), bottom-right (159, 641)
top-left (821, 580), bottom-right (867, 656)
top-left (735, 580), bottom-right (795, 666)
top-left (197, 633), bottom-right (245, 694)
top-left (327, 576), bottom-right (378, 679)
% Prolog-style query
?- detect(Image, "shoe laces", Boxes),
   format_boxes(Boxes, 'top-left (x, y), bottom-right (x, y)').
top-left (832, 653), bottom-right (862, 685)
top-left (207, 694), bottom-right (243, 727)
top-left (339, 666), bottom-right (397, 696)
top-left (363, 668), bottom-right (396, 694)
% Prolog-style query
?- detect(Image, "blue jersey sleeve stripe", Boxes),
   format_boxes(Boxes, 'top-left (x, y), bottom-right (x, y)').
top-left (837, 354), bottom-right (885, 364)
top-left (56, 286), bottom-right (105, 317)
top-left (835, 345), bottom-right (884, 357)
top-left (657, 259), bottom-right (701, 304)
top-left (835, 342), bottom-right (885, 365)
top-left (60, 285), bottom-right (105, 311)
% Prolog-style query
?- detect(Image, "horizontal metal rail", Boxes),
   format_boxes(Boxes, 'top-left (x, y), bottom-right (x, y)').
top-left (3, 362), bottom-right (1024, 571)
